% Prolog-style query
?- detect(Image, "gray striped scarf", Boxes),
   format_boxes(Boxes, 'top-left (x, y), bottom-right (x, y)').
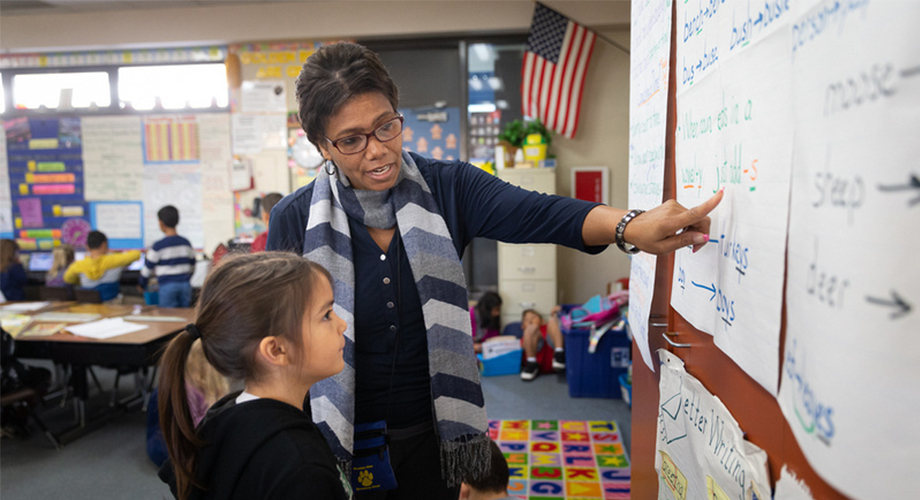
top-left (303, 151), bottom-right (490, 486)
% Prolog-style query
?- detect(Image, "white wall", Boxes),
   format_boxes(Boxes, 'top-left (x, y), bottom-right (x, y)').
top-left (553, 27), bottom-right (632, 304)
top-left (0, 1), bottom-right (630, 52)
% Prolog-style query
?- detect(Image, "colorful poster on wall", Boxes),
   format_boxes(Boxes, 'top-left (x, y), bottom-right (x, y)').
top-left (4, 116), bottom-right (88, 251)
top-left (628, 0), bottom-right (671, 370)
top-left (143, 115), bottom-right (200, 164)
top-left (655, 350), bottom-right (772, 500)
top-left (400, 107), bottom-right (461, 162)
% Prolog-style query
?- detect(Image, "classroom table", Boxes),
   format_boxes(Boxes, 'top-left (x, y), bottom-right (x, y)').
top-left (9, 302), bottom-right (195, 444)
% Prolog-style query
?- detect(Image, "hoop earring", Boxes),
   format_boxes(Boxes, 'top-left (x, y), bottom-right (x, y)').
top-left (324, 159), bottom-right (337, 176)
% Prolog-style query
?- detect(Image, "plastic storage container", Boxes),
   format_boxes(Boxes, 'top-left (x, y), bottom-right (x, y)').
top-left (477, 349), bottom-right (523, 377)
top-left (562, 306), bottom-right (631, 398)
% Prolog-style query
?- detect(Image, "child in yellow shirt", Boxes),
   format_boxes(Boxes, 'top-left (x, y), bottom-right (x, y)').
top-left (64, 231), bottom-right (141, 301)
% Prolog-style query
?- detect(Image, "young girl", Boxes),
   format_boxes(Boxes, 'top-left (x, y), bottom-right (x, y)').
top-left (45, 244), bottom-right (75, 287)
top-left (470, 291), bottom-right (502, 353)
top-left (158, 252), bottom-right (352, 500)
top-left (1, 239), bottom-right (28, 301)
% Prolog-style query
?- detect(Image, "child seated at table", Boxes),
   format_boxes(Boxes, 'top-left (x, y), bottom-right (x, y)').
top-left (46, 244), bottom-right (75, 288)
top-left (0, 239), bottom-right (27, 301)
top-left (520, 307), bottom-right (566, 382)
top-left (157, 252), bottom-right (352, 500)
top-left (64, 231), bottom-right (141, 302)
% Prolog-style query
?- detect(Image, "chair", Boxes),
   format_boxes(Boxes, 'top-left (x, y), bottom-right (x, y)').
top-left (39, 286), bottom-right (73, 301)
top-left (1, 386), bottom-right (61, 448)
top-left (1, 329), bottom-right (60, 448)
top-left (73, 289), bottom-right (103, 303)
top-left (502, 322), bottom-right (524, 339)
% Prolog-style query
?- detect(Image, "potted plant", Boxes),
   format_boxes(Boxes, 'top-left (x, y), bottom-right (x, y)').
top-left (497, 119), bottom-right (553, 167)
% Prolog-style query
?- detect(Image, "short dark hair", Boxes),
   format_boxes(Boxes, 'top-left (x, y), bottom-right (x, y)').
top-left (260, 193), bottom-right (284, 219)
top-left (86, 230), bottom-right (107, 250)
top-left (466, 440), bottom-right (509, 494)
top-left (158, 205), bottom-right (180, 228)
top-left (295, 42), bottom-right (399, 150)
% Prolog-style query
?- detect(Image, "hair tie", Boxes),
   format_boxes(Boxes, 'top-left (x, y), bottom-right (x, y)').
top-left (185, 323), bottom-right (202, 341)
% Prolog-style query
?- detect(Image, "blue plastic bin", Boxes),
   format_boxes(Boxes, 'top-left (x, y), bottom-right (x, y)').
top-left (477, 349), bottom-right (523, 377)
top-left (144, 291), bottom-right (159, 306)
top-left (562, 305), bottom-right (630, 398)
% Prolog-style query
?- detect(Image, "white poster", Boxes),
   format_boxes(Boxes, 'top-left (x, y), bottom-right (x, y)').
top-left (773, 466), bottom-right (815, 500)
top-left (197, 113), bottom-right (235, 254)
top-left (231, 113), bottom-right (287, 155)
top-left (778, 2), bottom-right (920, 498)
top-left (670, 0), bottom-right (796, 395)
top-left (628, 0), bottom-right (672, 370)
top-left (240, 79), bottom-right (288, 114)
top-left (143, 165), bottom-right (203, 249)
top-left (94, 203), bottom-right (142, 240)
top-left (655, 349), bottom-right (771, 500)
top-left (82, 116), bottom-right (144, 201)
top-left (0, 134), bottom-right (12, 237)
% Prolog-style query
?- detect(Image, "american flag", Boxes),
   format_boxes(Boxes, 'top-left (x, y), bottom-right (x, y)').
top-left (522, 3), bottom-right (597, 139)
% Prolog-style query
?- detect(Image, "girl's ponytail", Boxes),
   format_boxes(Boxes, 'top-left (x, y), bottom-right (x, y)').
top-left (158, 327), bottom-right (204, 500)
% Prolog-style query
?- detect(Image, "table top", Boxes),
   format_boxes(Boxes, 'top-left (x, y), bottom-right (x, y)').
top-left (11, 303), bottom-right (195, 346)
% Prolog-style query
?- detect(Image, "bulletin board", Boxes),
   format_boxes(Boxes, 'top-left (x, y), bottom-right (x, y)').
top-left (629, 1), bottom-right (919, 499)
top-left (3, 113), bottom-right (235, 255)
top-left (4, 116), bottom-right (89, 251)
top-left (400, 107), bottom-right (461, 162)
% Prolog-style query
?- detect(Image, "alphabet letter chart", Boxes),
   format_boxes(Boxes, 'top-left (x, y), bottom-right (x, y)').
top-left (671, 0), bottom-right (795, 395)
top-left (778, 2), bottom-right (920, 498)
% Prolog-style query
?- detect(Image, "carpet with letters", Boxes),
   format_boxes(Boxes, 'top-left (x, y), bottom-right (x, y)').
top-left (489, 419), bottom-right (631, 499)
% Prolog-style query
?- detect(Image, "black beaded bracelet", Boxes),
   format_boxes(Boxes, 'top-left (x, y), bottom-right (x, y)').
top-left (615, 209), bottom-right (645, 254)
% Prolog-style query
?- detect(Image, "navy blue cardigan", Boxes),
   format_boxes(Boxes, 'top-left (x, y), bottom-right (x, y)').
top-left (267, 153), bottom-right (606, 428)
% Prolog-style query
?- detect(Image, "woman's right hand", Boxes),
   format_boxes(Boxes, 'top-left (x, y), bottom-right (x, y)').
top-left (623, 189), bottom-right (723, 255)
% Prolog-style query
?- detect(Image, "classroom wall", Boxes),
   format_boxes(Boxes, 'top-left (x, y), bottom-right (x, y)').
top-left (0, 1), bottom-right (630, 52)
top-left (554, 27), bottom-right (632, 304)
top-left (2, 1), bottom-right (635, 302)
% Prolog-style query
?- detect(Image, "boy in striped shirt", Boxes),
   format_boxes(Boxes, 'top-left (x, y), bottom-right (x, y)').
top-left (140, 205), bottom-right (196, 308)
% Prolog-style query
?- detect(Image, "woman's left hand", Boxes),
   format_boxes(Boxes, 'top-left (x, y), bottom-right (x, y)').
top-left (623, 189), bottom-right (723, 255)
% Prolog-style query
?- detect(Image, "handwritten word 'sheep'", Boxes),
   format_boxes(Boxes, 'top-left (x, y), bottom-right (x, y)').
top-left (785, 339), bottom-right (836, 444)
top-left (812, 170), bottom-right (865, 225)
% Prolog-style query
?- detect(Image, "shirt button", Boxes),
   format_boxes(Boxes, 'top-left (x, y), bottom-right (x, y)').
top-left (380, 254), bottom-right (386, 261)
top-left (383, 277), bottom-right (391, 285)
top-left (387, 301), bottom-right (395, 309)
top-left (390, 325), bottom-right (397, 332)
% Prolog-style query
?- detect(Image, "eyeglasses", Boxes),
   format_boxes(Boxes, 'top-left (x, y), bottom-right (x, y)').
top-left (326, 115), bottom-right (404, 155)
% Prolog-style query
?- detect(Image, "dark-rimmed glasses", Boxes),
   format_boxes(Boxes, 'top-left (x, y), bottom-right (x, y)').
top-left (326, 115), bottom-right (404, 155)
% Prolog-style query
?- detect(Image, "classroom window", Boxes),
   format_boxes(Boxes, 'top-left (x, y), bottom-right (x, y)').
top-left (466, 42), bottom-right (525, 164)
top-left (118, 64), bottom-right (228, 110)
top-left (12, 71), bottom-right (111, 110)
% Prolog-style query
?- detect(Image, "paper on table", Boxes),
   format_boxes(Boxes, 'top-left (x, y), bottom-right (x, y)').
top-left (32, 312), bottom-right (102, 323)
top-left (66, 318), bottom-right (148, 339)
top-left (3, 301), bottom-right (51, 312)
top-left (125, 315), bottom-right (188, 322)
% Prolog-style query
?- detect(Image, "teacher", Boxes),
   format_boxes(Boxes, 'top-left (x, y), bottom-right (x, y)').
top-left (267, 42), bottom-right (721, 499)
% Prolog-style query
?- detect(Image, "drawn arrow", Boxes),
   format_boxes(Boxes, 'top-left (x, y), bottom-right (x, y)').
top-left (691, 281), bottom-right (717, 301)
top-left (865, 290), bottom-right (913, 319)
top-left (878, 173), bottom-right (920, 206)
